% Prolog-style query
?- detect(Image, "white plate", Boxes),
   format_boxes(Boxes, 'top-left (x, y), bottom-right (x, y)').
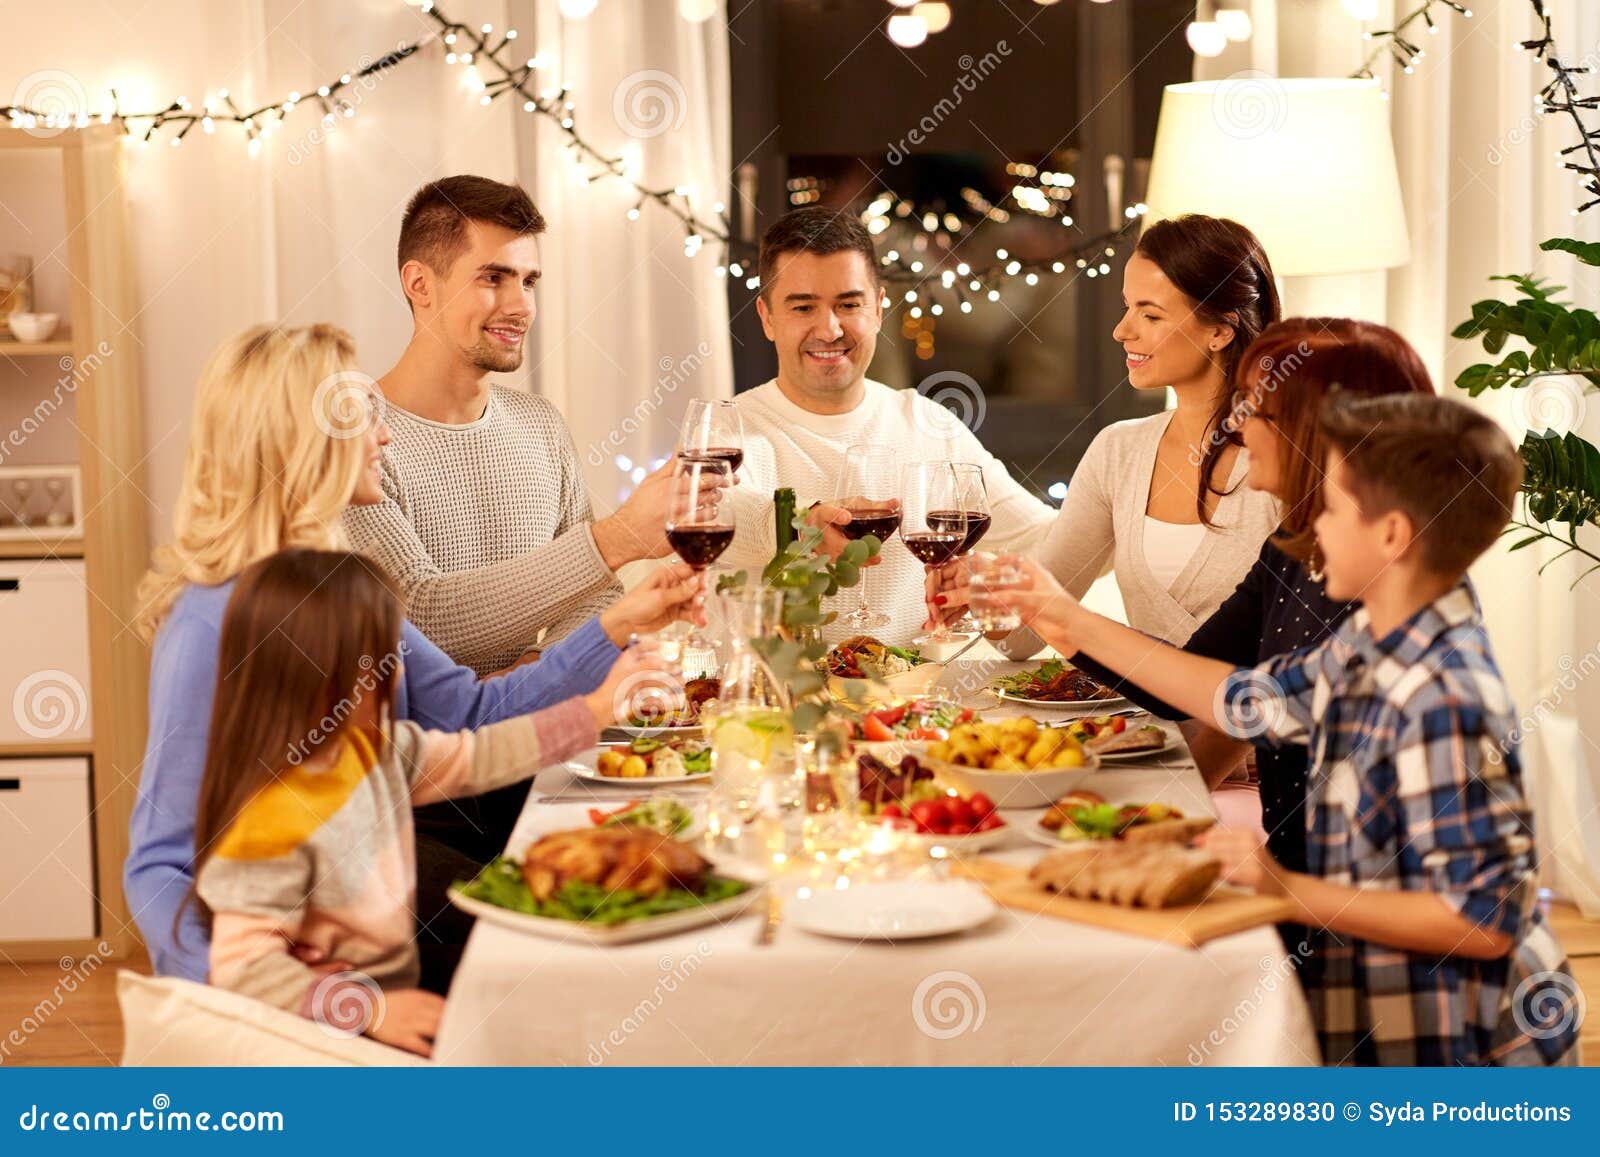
top-left (994, 689), bottom-right (1129, 711)
top-left (861, 818), bottom-right (1014, 854)
top-left (1088, 733), bottom-right (1183, 762)
top-left (610, 722), bottom-right (707, 739)
top-left (1021, 821), bottom-right (1100, 850)
top-left (787, 879), bottom-right (996, 941)
top-left (448, 877), bottom-right (763, 946)
top-left (568, 746), bottom-right (713, 788)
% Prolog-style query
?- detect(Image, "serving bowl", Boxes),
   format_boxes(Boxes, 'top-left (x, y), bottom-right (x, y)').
top-left (827, 661), bottom-right (944, 706)
top-left (923, 750), bottom-right (1101, 809)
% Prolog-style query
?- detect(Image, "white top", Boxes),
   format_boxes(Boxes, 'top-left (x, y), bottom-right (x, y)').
top-left (999, 409), bottom-right (1281, 654)
top-left (1142, 516), bottom-right (1209, 591)
top-left (720, 378), bottom-right (1057, 646)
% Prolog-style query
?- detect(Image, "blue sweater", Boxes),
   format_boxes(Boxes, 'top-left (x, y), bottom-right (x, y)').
top-left (125, 580), bottom-right (619, 981)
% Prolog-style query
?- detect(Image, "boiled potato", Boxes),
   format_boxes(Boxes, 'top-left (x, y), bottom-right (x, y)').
top-left (597, 750), bottom-right (626, 777)
top-left (619, 754), bottom-right (649, 779)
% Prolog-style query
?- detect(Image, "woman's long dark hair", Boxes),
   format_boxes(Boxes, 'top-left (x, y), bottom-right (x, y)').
top-left (180, 548), bottom-right (404, 940)
top-left (1232, 318), bottom-right (1436, 563)
top-left (1134, 214), bottom-right (1281, 525)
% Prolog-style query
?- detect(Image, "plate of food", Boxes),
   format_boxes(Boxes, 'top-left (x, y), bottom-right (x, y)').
top-left (854, 748), bottom-right (1010, 850)
top-left (581, 797), bottom-right (699, 838)
top-left (922, 718), bottom-right (1099, 807)
top-left (786, 878), bottom-right (996, 941)
top-left (572, 734), bottom-right (713, 785)
top-left (824, 635), bottom-right (944, 703)
top-left (1023, 789), bottom-right (1215, 848)
top-left (989, 660), bottom-right (1125, 709)
top-left (450, 826), bottom-right (760, 945)
top-left (611, 674), bottom-right (721, 737)
top-left (1054, 715), bottom-right (1180, 761)
top-left (840, 696), bottom-right (979, 744)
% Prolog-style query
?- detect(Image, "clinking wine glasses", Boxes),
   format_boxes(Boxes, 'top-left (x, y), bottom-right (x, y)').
top-left (940, 462), bottom-right (992, 636)
top-left (677, 399), bottom-right (745, 476)
top-left (902, 462), bottom-right (966, 644)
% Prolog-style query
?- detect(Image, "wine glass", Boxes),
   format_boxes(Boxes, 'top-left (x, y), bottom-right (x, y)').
top-left (902, 463), bottom-right (966, 643)
top-left (665, 457), bottom-right (736, 649)
top-left (833, 444), bottom-right (900, 630)
top-left (677, 399), bottom-right (745, 475)
top-left (943, 462), bottom-right (992, 635)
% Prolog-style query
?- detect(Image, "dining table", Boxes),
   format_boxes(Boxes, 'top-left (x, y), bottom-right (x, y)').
top-left (433, 656), bottom-right (1321, 1066)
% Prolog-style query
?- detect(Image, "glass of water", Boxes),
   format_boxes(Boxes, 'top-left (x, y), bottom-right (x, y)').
top-left (968, 553), bottom-right (1026, 637)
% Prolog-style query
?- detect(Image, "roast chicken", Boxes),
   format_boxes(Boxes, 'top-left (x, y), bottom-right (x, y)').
top-left (520, 827), bottom-right (711, 901)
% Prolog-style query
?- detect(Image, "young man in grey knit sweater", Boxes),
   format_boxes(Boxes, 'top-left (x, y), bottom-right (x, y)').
top-left (344, 176), bottom-right (677, 676)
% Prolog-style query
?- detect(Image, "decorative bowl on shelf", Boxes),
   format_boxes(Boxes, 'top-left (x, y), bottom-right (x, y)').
top-left (7, 313), bottom-right (60, 343)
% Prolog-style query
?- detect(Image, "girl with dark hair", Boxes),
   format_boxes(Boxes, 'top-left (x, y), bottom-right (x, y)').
top-left (191, 549), bottom-right (662, 1058)
top-left (930, 213), bottom-right (1284, 651)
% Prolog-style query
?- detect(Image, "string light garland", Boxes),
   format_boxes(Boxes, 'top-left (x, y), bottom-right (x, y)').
top-left (0, 1), bottom-right (728, 249)
top-left (1351, 1), bottom-right (1473, 79)
top-left (1520, 0), bottom-right (1600, 216)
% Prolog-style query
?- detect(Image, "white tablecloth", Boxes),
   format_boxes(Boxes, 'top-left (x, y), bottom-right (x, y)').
top-left (435, 660), bottom-right (1319, 1066)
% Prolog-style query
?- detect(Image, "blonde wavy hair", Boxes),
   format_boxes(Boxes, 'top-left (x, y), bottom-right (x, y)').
top-left (135, 323), bottom-right (371, 639)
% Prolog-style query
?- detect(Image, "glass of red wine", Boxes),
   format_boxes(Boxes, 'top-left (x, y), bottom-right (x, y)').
top-left (935, 462), bottom-right (992, 636)
top-left (902, 462), bottom-right (967, 643)
top-left (833, 444), bottom-right (900, 630)
top-left (665, 457), bottom-right (736, 650)
top-left (677, 399), bottom-right (745, 475)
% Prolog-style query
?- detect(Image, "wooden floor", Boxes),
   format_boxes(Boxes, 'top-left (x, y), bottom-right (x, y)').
top-left (3, 906), bottom-right (1597, 1066)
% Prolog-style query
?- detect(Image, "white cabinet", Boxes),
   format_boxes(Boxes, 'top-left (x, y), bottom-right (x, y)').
top-left (0, 758), bottom-right (95, 939)
top-left (0, 559), bottom-right (91, 744)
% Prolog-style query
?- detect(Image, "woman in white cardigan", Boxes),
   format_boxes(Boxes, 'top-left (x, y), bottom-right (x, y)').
top-left (930, 214), bottom-right (1282, 651)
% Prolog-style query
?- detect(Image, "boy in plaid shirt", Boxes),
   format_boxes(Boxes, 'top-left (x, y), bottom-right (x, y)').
top-left (994, 394), bottom-right (1580, 1066)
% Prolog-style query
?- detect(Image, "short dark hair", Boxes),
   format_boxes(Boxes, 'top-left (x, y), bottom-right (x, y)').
top-left (397, 175), bottom-right (546, 279)
top-left (757, 207), bottom-right (879, 299)
top-left (1318, 394), bottom-right (1523, 577)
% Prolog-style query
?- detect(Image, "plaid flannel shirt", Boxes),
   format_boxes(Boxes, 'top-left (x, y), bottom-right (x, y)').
top-left (1220, 585), bottom-right (1580, 1066)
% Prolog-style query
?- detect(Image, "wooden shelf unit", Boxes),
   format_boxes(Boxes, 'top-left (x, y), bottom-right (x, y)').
top-left (1, 123), bottom-right (150, 962)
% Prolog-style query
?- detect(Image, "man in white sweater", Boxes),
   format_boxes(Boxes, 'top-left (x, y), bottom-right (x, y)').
top-left (721, 207), bottom-right (1055, 646)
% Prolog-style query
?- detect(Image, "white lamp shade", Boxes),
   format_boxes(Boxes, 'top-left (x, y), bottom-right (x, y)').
top-left (1143, 77), bottom-right (1410, 277)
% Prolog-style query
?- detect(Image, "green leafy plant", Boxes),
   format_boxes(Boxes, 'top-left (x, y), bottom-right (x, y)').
top-left (1455, 237), bottom-right (1600, 582)
top-left (716, 498), bottom-right (883, 733)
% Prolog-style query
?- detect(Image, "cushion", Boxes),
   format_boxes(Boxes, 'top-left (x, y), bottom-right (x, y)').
top-left (116, 971), bottom-right (427, 1067)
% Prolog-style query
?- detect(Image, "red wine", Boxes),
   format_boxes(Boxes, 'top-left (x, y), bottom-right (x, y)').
top-left (903, 531), bottom-right (963, 566)
top-left (667, 525), bottom-right (735, 569)
top-left (928, 509), bottom-right (992, 554)
top-left (840, 508), bottom-right (900, 542)
top-left (681, 446), bottom-right (744, 473)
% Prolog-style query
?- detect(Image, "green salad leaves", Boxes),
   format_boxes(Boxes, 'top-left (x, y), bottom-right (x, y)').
top-left (456, 857), bottom-right (749, 926)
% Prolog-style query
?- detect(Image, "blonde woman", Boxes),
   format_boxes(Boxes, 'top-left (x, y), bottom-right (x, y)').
top-left (126, 324), bottom-right (700, 987)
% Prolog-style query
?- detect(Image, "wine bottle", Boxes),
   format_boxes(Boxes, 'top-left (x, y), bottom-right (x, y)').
top-left (771, 486), bottom-right (797, 563)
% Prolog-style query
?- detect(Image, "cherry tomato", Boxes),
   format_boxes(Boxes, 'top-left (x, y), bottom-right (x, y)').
top-left (880, 803), bottom-right (905, 819)
top-left (876, 705), bottom-right (909, 727)
top-left (976, 812), bottom-right (1006, 832)
top-left (907, 725), bottom-right (948, 741)
top-left (967, 792), bottom-right (995, 818)
top-left (956, 708), bottom-right (975, 724)
top-left (946, 799), bottom-right (975, 828)
top-left (862, 715), bottom-right (895, 742)
top-left (1111, 716), bottom-right (1127, 734)
top-left (948, 821), bottom-right (974, 836)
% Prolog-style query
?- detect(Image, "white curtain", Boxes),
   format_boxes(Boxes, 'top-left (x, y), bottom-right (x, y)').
top-left (512, 0), bottom-right (733, 519)
top-left (1203, 0), bottom-right (1600, 913)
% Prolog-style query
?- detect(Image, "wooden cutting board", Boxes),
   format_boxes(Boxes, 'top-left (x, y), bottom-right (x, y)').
top-left (950, 859), bottom-right (1294, 948)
